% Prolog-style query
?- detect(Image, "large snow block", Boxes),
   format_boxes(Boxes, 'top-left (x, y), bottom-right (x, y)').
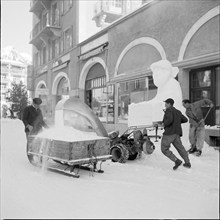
top-left (128, 101), bottom-right (164, 127)
top-left (27, 136), bottom-right (110, 161)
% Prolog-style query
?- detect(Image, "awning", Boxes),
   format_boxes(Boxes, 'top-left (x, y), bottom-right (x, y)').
top-left (79, 42), bottom-right (108, 61)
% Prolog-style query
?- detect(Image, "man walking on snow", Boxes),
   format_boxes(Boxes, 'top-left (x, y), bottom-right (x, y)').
top-left (161, 98), bottom-right (191, 170)
top-left (182, 98), bottom-right (214, 156)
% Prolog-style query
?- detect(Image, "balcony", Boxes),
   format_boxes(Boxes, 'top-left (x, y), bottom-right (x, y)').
top-left (92, 0), bottom-right (123, 27)
top-left (29, 12), bottom-right (61, 50)
top-left (30, 0), bottom-right (52, 18)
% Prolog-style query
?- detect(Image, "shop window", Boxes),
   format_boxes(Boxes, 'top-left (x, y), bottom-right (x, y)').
top-left (192, 70), bottom-right (211, 88)
top-left (117, 76), bottom-right (157, 123)
top-left (190, 66), bottom-right (220, 125)
top-left (85, 76), bottom-right (114, 123)
top-left (135, 79), bottom-right (140, 89)
top-left (56, 77), bottom-right (69, 103)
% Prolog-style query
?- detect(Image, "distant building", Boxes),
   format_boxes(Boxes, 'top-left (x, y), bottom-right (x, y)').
top-left (29, 0), bottom-right (220, 132)
top-left (1, 46), bottom-right (32, 107)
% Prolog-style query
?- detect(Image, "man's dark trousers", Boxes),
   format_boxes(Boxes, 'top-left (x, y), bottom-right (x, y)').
top-left (161, 134), bottom-right (190, 163)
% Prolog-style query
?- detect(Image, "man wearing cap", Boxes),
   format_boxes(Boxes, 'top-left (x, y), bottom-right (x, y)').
top-left (22, 98), bottom-right (48, 138)
top-left (161, 98), bottom-right (191, 170)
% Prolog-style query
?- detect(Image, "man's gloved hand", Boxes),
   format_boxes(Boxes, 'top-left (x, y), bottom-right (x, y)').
top-left (25, 124), bottom-right (33, 132)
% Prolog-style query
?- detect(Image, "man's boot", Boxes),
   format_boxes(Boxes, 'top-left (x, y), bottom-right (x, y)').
top-left (195, 150), bottom-right (202, 157)
top-left (183, 162), bottom-right (191, 168)
top-left (173, 159), bottom-right (182, 170)
top-left (187, 145), bottom-right (197, 154)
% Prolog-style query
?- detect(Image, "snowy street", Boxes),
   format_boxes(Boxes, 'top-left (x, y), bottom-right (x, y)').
top-left (1, 119), bottom-right (219, 219)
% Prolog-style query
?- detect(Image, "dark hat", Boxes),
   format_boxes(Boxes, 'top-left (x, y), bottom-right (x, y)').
top-left (33, 98), bottom-right (42, 105)
top-left (164, 98), bottom-right (174, 105)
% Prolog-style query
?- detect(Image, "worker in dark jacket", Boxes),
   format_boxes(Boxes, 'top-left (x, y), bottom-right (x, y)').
top-left (161, 98), bottom-right (191, 170)
top-left (22, 98), bottom-right (48, 138)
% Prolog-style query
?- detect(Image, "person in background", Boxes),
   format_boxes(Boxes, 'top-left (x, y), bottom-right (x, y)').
top-left (161, 98), bottom-right (191, 170)
top-left (22, 97), bottom-right (49, 139)
top-left (182, 98), bottom-right (214, 156)
top-left (9, 108), bottom-right (14, 119)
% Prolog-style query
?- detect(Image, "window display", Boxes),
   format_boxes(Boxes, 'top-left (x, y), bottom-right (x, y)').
top-left (117, 76), bottom-right (156, 123)
top-left (85, 76), bottom-right (114, 123)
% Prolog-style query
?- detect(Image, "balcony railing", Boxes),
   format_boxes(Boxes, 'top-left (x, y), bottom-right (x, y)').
top-left (93, 0), bottom-right (123, 27)
top-left (94, 0), bottom-right (122, 15)
top-left (30, 12), bottom-right (61, 45)
top-left (10, 69), bottom-right (25, 75)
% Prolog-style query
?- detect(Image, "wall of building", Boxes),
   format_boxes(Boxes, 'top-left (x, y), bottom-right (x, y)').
top-left (77, 0), bottom-right (219, 131)
top-left (107, 0), bottom-right (219, 76)
top-left (30, 0), bottom-right (220, 131)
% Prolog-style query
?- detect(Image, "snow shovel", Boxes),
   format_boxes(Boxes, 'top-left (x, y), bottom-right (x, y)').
top-left (203, 105), bottom-right (213, 121)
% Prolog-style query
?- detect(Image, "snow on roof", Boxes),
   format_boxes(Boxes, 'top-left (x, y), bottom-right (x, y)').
top-left (1, 46), bottom-right (32, 65)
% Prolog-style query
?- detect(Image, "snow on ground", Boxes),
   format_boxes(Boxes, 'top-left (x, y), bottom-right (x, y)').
top-left (1, 119), bottom-right (219, 219)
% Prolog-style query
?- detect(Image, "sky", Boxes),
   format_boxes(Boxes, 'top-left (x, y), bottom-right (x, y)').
top-left (1, 0), bottom-right (32, 55)
top-left (0, 0), bottom-right (99, 55)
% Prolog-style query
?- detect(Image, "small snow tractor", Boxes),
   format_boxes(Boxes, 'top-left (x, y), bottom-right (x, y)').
top-left (108, 123), bottom-right (163, 163)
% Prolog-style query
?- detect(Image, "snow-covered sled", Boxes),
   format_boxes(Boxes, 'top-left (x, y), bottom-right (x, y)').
top-left (26, 97), bottom-right (113, 178)
top-left (27, 135), bottom-right (111, 178)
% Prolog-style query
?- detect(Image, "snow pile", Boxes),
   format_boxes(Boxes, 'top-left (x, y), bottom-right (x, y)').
top-left (1, 119), bottom-right (219, 219)
top-left (205, 124), bottom-right (220, 129)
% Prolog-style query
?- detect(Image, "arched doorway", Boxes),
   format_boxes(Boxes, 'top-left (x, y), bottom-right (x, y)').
top-left (35, 80), bottom-right (48, 117)
top-left (114, 37), bottom-right (164, 123)
top-left (85, 63), bottom-right (114, 123)
top-left (56, 77), bottom-right (70, 103)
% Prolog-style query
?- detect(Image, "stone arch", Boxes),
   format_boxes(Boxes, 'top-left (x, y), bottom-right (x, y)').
top-left (79, 57), bottom-right (109, 90)
top-left (35, 80), bottom-right (47, 97)
top-left (178, 5), bottom-right (220, 61)
top-left (114, 37), bottom-right (166, 76)
top-left (36, 80), bottom-right (47, 90)
top-left (51, 72), bottom-right (70, 95)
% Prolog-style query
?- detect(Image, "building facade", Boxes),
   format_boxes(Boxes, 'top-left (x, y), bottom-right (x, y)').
top-left (29, 0), bottom-right (220, 133)
top-left (1, 47), bottom-right (30, 107)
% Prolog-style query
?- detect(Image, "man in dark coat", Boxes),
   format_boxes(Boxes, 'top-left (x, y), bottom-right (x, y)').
top-left (22, 98), bottom-right (48, 138)
top-left (161, 98), bottom-right (191, 170)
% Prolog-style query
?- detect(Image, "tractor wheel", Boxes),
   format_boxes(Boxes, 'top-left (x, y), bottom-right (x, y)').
top-left (128, 152), bottom-right (138, 160)
top-left (110, 144), bottom-right (129, 163)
